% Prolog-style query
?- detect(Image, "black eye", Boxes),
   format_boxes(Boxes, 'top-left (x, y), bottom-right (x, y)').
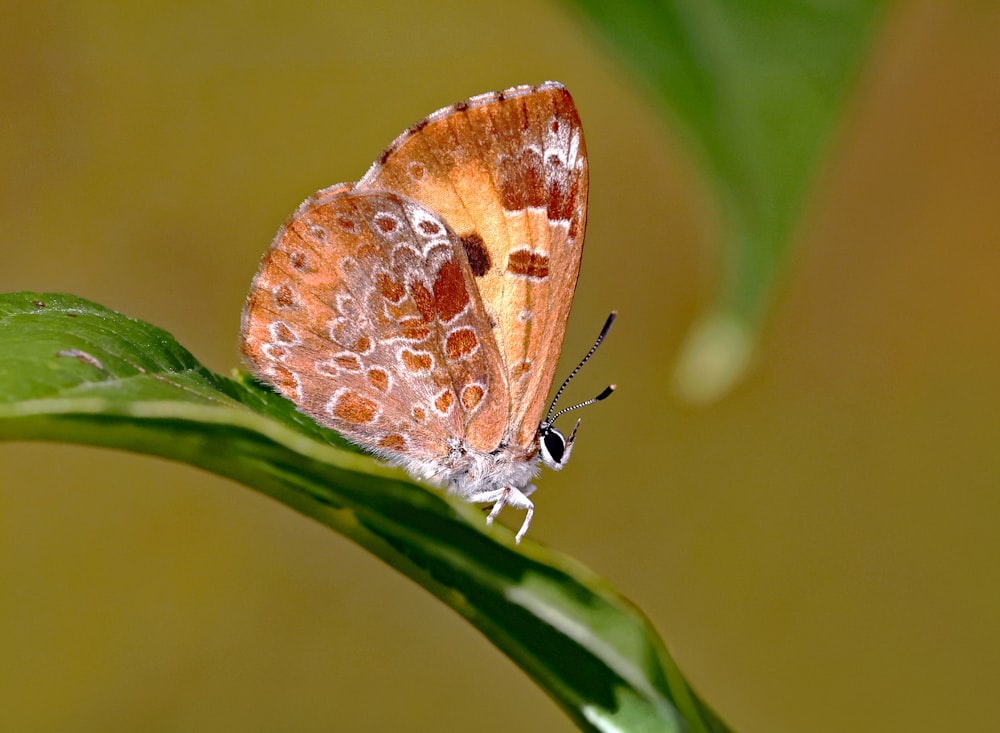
top-left (543, 429), bottom-right (566, 464)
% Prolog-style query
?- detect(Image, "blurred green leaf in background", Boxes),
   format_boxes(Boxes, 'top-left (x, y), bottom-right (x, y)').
top-left (566, 0), bottom-right (888, 402)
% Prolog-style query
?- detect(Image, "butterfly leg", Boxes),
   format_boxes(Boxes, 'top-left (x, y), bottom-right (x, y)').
top-left (498, 488), bottom-right (535, 544)
top-left (485, 490), bottom-right (508, 525)
top-left (463, 487), bottom-right (508, 523)
top-left (467, 487), bottom-right (535, 543)
top-left (513, 501), bottom-right (534, 544)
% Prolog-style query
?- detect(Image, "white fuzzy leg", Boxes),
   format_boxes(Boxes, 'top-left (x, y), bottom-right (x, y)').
top-left (512, 500), bottom-right (534, 544)
top-left (485, 492), bottom-right (508, 524)
top-left (466, 486), bottom-right (536, 543)
top-left (465, 487), bottom-right (507, 509)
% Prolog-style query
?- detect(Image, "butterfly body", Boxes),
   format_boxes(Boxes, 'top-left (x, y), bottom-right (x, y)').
top-left (242, 82), bottom-right (605, 542)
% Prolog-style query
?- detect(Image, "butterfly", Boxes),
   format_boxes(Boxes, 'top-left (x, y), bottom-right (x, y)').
top-left (241, 81), bottom-right (614, 542)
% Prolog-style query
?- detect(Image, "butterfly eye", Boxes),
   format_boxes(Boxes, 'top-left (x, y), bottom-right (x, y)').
top-left (539, 425), bottom-right (568, 468)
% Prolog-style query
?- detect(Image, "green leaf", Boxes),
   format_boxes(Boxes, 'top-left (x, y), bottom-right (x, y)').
top-left (0, 292), bottom-right (733, 733)
top-left (564, 0), bottom-right (888, 401)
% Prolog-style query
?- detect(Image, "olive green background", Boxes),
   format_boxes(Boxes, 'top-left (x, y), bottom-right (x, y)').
top-left (2, 2), bottom-right (998, 731)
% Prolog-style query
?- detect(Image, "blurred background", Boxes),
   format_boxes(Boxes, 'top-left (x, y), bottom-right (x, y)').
top-left (2, 1), bottom-right (999, 731)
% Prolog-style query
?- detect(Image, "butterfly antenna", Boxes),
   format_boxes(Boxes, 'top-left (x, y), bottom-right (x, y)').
top-left (545, 311), bottom-right (617, 424)
top-left (548, 384), bottom-right (616, 424)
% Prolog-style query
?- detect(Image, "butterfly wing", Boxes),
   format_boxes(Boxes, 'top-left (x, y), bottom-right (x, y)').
top-left (241, 186), bottom-right (508, 463)
top-left (358, 82), bottom-right (588, 451)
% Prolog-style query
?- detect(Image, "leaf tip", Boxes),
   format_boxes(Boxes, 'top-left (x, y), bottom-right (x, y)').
top-left (672, 312), bottom-right (754, 405)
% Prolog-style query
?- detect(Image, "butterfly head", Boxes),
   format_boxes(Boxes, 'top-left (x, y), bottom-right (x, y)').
top-left (536, 312), bottom-right (617, 471)
top-left (538, 418), bottom-right (580, 470)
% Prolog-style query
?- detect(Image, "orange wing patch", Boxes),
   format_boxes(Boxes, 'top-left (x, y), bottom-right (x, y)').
top-left (359, 82), bottom-right (588, 450)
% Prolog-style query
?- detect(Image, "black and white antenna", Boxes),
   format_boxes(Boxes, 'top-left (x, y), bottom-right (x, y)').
top-left (537, 311), bottom-right (616, 469)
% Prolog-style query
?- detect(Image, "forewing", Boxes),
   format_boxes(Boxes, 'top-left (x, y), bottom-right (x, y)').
top-left (241, 186), bottom-right (508, 460)
top-left (358, 81), bottom-right (588, 449)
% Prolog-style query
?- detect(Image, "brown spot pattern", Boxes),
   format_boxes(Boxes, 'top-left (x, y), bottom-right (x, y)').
top-left (270, 365), bottom-right (298, 392)
top-left (399, 317), bottom-right (431, 341)
top-left (418, 219), bottom-right (441, 235)
top-left (262, 344), bottom-right (289, 361)
top-left (379, 434), bottom-right (406, 451)
top-left (512, 359), bottom-right (532, 378)
top-left (547, 175), bottom-right (579, 222)
top-left (335, 215), bottom-right (356, 233)
top-left (333, 354), bottom-right (361, 371)
top-left (332, 392), bottom-right (378, 424)
top-left (498, 148), bottom-right (546, 211)
top-left (377, 273), bottom-right (406, 304)
top-left (432, 260), bottom-right (470, 322)
top-left (272, 322), bottom-right (298, 343)
top-left (507, 249), bottom-right (549, 279)
top-left (412, 406), bottom-right (426, 422)
top-left (409, 282), bottom-right (435, 322)
top-left (434, 390), bottom-right (455, 414)
top-left (461, 233), bottom-right (491, 277)
top-left (355, 335), bottom-right (372, 353)
top-left (461, 384), bottom-right (485, 411)
top-left (568, 214), bottom-right (581, 242)
top-left (288, 251), bottom-right (307, 270)
top-left (367, 368), bottom-right (389, 391)
top-left (401, 349), bottom-right (432, 372)
top-left (356, 241), bottom-right (379, 261)
top-left (446, 328), bottom-right (478, 361)
top-left (274, 285), bottom-right (296, 308)
top-left (374, 214), bottom-right (398, 233)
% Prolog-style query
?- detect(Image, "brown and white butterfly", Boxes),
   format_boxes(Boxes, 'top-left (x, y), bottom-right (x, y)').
top-left (241, 81), bottom-right (614, 542)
